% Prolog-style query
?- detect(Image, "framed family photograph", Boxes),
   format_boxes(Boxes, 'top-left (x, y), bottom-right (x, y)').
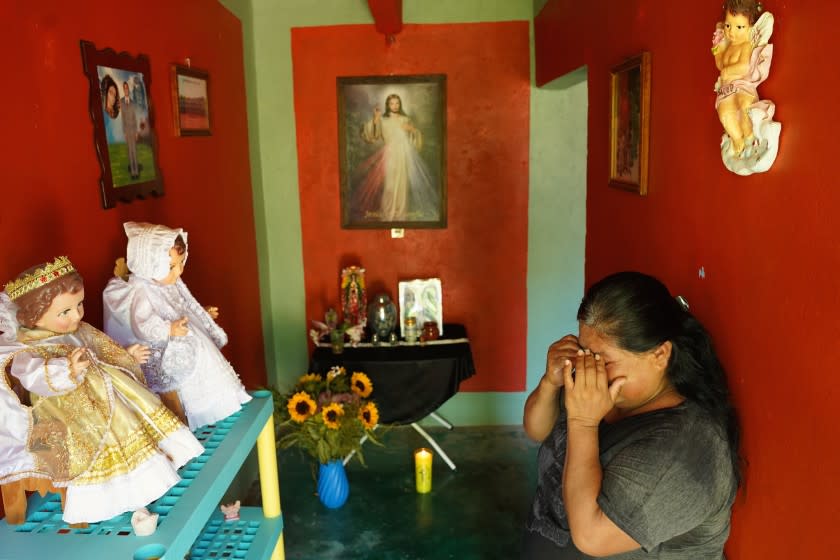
top-left (80, 40), bottom-right (164, 209)
top-left (171, 64), bottom-right (211, 136)
top-left (337, 74), bottom-right (447, 229)
top-left (609, 52), bottom-right (651, 195)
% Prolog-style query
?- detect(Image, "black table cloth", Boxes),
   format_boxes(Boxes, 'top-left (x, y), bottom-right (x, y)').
top-left (309, 324), bottom-right (475, 424)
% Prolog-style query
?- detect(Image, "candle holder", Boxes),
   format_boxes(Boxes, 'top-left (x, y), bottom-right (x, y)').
top-left (414, 448), bottom-right (433, 494)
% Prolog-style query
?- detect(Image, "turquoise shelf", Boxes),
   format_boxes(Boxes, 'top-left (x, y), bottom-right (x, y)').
top-left (0, 393), bottom-right (282, 560)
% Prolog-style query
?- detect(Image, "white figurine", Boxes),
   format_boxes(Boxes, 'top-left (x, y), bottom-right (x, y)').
top-left (131, 507), bottom-right (159, 536)
top-left (712, 0), bottom-right (780, 175)
top-left (221, 500), bottom-right (241, 522)
top-left (103, 222), bottom-right (251, 429)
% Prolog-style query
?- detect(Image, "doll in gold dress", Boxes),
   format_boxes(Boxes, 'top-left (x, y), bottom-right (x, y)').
top-left (0, 257), bottom-right (203, 524)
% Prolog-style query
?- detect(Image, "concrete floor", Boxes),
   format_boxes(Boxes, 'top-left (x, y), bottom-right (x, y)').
top-left (252, 425), bottom-right (540, 559)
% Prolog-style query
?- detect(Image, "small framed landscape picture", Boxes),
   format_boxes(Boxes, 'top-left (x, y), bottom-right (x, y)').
top-left (171, 65), bottom-right (211, 136)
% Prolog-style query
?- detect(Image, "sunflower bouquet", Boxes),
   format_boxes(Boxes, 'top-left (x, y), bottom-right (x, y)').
top-left (273, 366), bottom-right (381, 465)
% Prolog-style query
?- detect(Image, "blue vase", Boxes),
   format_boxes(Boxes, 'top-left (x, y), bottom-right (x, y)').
top-left (317, 460), bottom-right (349, 509)
top-left (368, 294), bottom-right (397, 340)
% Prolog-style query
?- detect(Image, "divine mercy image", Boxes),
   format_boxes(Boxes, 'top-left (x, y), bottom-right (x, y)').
top-left (339, 76), bottom-right (446, 228)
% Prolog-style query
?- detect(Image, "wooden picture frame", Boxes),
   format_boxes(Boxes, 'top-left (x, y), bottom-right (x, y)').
top-left (80, 40), bottom-right (164, 209)
top-left (171, 65), bottom-right (211, 136)
top-left (337, 74), bottom-right (447, 229)
top-left (609, 52), bottom-right (651, 195)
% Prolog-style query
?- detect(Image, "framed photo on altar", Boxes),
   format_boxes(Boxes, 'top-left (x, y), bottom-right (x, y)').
top-left (398, 278), bottom-right (443, 338)
top-left (609, 52), bottom-right (650, 196)
top-left (337, 74), bottom-right (447, 229)
top-left (80, 40), bottom-right (164, 209)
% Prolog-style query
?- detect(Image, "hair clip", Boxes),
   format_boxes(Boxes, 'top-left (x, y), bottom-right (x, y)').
top-left (675, 295), bottom-right (690, 311)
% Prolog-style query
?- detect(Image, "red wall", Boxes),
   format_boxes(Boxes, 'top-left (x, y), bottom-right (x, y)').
top-left (537, 1), bottom-right (836, 557)
top-left (0, 1), bottom-right (265, 386)
top-left (292, 22), bottom-right (530, 392)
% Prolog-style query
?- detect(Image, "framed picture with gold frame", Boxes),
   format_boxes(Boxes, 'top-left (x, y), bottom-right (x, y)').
top-left (609, 52), bottom-right (651, 195)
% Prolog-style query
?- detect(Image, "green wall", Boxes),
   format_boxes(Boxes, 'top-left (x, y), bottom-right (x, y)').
top-left (219, 0), bottom-right (586, 425)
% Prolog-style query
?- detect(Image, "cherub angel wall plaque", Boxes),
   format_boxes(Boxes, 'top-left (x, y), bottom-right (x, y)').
top-left (712, 0), bottom-right (781, 175)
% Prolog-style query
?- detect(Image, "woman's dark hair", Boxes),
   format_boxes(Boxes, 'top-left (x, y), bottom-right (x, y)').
top-left (383, 94), bottom-right (407, 117)
top-left (14, 267), bottom-right (84, 328)
top-left (577, 271), bottom-right (742, 487)
top-left (723, 0), bottom-right (763, 24)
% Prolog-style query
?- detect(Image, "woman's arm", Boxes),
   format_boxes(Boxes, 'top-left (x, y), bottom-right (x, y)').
top-left (562, 351), bottom-right (638, 556)
top-left (523, 335), bottom-right (580, 441)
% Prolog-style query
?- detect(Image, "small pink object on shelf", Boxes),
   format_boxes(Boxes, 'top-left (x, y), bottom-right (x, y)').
top-left (220, 500), bottom-right (241, 522)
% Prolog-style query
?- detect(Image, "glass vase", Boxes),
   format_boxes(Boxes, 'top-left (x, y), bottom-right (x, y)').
top-left (368, 294), bottom-right (397, 341)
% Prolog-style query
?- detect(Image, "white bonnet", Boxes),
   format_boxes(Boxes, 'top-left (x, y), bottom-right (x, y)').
top-left (124, 222), bottom-right (188, 280)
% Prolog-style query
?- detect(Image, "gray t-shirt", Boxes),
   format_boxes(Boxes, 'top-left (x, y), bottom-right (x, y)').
top-left (526, 399), bottom-right (736, 559)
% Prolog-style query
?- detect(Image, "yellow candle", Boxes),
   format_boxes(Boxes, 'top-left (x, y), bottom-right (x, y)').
top-left (414, 448), bottom-right (433, 493)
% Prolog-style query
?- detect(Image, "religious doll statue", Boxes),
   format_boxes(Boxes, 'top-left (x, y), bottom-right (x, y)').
top-left (340, 266), bottom-right (367, 327)
top-left (0, 257), bottom-right (203, 524)
top-left (712, 0), bottom-right (780, 175)
top-left (103, 222), bottom-right (251, 430)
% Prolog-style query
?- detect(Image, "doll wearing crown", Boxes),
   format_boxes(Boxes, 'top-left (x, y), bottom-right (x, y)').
top-left (0, 257), bottom-right (204, 524)
top-left (103, 222), bottom-right (251, 430)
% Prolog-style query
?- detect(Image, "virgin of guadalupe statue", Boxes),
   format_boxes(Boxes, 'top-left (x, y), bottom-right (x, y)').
top-left (340, 266), bottom-right (367, 327)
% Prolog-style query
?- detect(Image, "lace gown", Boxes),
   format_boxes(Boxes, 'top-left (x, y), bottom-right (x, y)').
top-left (103, 276), bottom-right (251, 430)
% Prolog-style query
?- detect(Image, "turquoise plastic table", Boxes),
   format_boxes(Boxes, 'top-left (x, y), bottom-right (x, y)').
top-left (0, 391), bottom-right (284, 560)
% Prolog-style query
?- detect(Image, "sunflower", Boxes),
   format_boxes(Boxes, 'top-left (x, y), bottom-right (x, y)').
top-left (350, 371), bottom-right (373, 398)
top-left (359, 402), bottom-right (379, 429)
top-left (287, 391), bottom-right (317, 423)
top-left (327, 366), bottom-right (346, 381)
top-left (321, 403), bottom-right (345, 429)
top-left (298, 372), bottom-right (322, 384)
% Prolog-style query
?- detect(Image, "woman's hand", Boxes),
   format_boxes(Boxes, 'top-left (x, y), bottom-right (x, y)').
top-left (205, 306), bottom-right (219, 319)
top-left (543, 334), bottom-right (582, 388)
top-left (69, 347), bottom-right (90, 382)
top-left (170, 317), bottom-right (189, 337)
top-left (126, 344), bottom-right (151, 365)
top-left (564, 350), bottom-right (626, 427)
top-left (524, 334), bottom-right (582, 442)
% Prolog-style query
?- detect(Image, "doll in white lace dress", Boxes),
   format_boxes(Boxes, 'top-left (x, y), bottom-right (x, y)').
top-left (103, 222), bottom-right (251, 429)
